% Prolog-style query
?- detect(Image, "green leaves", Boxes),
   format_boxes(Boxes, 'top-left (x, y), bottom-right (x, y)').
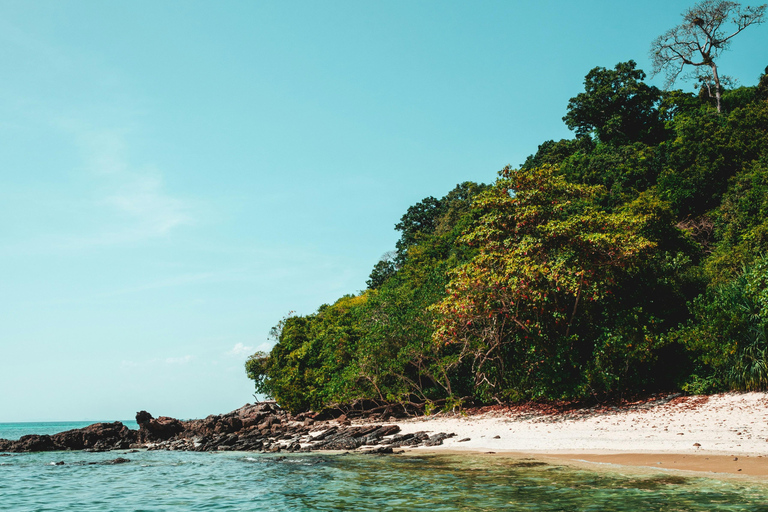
top-left (432, 165), bottom-right (659, 401)
top-left (564, 61), bottom-right (665, 145)
top-left (676, 255), bottom-right (768, 391)
top-left (247, 59), bottom-right (768, 411)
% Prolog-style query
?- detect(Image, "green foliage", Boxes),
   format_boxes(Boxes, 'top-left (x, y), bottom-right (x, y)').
top-left (250, 295), bottom-right (369, 413)
top-left (394, 196), bottom-right (443, 262)
top-left (677, 256), bottom-right (768, 391)
top-left (656, 99), bottom-right (768, 218)
top-left (521, 138), bottom-right (594, 171)
top-left (757, 65), bottom-right (768, 101)
top-left (559, 142), bottom-right (665, 208)
top-left (366, 253), bottom-right (397, 289)
top-left (248, 60), bottom-right (768, 412)
top-left (249, 182), bottom-right (488, 413)
top-left (564, 61), bottom-right (665, 145)
top-left (707, 158), bottom-right (768, 279)
top-left (721, 86), bottom-right (757, 112)
top-left (432, 165), bottom-right (663, 401)
top-left (357, 263), bottom-right (453, 404)
top-left (393, 182), bottom-right (489, 264)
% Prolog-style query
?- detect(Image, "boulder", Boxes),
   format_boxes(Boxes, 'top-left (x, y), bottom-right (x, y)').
top-left (136, 412), bottom-right (184, 442)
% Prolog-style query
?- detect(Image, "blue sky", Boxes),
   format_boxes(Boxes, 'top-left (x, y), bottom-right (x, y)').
top-left (1, 1), bottom-right (766, 422)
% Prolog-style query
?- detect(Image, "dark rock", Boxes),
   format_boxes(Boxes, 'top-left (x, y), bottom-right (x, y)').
top-left (0, 400), bottom-right (432, 455)
top-left (309, 426), bottom-right (338, 442)
top-left (320, 436), bottom-right (364, 451)
top-left (136, 412), bottom-right (184, 443)
top-left (135, 410), bottom-right (153, 425)
top-left (54, 422), bottom-right (137, 451)
top-left (11, 434), bottom-right (56, 452)
top-left (365, 446), bottom-right (394, 454)
top-left (0, 422), bottom-right (136, 453)
top-left (101, 457), bottom-right (130, 465)
top-left (423, 432), bottom-right (456, 447)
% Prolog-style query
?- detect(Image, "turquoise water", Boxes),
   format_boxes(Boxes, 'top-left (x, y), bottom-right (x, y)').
top-left (3, 423), bottom-right (768, 511)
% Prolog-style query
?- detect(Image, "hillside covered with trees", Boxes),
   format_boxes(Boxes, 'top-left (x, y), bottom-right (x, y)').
top-left (247, 3), bottom-right (768, 414)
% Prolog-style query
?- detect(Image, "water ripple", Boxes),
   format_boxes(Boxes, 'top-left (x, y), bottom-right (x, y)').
top-left (1, 450), bottom-right (767, 511)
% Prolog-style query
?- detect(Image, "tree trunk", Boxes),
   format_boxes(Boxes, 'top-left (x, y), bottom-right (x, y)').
top-left (711, 62), bottom-right (722, 113)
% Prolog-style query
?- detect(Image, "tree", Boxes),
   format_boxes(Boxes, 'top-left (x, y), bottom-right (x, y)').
top-left (564, 61), bottom-right (665, 145)
top-left (394, 196), bottom-right (444, 262)
top-left (432, 165), bottom-right (658, 401)
top-left (757, 65), bottom-right (768, 100)
top-left (366, 251), bottom-right (397, 289)
top-left (650, 0), bottom-right (767, 113)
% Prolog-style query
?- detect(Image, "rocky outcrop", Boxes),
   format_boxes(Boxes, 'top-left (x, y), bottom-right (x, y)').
top-left (0, 422), bottom-right (137, 453)
top-left (138, 402), bottom-right (455, 454)
top-left (136, 411), bottom-right (185, 442)
top-left (0, 402), bottom-right (455, 454)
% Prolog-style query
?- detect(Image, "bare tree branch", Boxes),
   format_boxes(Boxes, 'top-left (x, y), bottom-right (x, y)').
top-left (650, 0), bottom-right (766, 112)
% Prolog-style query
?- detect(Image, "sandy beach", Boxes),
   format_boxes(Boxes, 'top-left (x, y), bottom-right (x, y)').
top-left (385, 392), bottom-right (768, 477)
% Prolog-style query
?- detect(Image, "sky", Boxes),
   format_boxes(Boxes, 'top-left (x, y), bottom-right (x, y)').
top-left (1, 1), bottom-right (766, 422)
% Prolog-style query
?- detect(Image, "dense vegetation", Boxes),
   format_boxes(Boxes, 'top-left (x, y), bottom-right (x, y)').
top-left (247, 60), bottom-right (768, 413)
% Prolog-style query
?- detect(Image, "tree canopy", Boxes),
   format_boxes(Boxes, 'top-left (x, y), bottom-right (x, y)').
top-left (248, 55), bottom-right (768, 412)
top-left (564, 60), bottom-right (665, 145)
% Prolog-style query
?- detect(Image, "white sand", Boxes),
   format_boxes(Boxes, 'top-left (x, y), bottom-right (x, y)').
top-left (386, 392), bottom-right (768, 456)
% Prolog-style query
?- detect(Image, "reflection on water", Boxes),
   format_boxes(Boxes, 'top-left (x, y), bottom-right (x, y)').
top-left (1, 450), bottom-right (767, 511)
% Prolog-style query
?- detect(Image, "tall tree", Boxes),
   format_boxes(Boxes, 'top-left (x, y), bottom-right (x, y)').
top-left (650, 0), bottom-right (766, 113)
top-left (564, 61), bottom-right (664, 145)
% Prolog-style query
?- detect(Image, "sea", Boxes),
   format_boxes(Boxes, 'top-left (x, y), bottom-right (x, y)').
top-left (2, 422), bottom-right (768, 511)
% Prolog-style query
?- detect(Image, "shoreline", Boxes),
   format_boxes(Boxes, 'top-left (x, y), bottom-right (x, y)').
top-left (4, 391), bottom-right (768, 479)
top-left (372, 391), bottom-right (768, 478)
top-left (395, 450), bottom-right (768, 479)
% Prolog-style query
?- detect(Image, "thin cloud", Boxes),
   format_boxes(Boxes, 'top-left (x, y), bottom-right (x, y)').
top-left (226, 343), bottom-right (255, 358)
top-left (120, 355), bottom-right (194, 367)
top-left (43, 121), bottom-right (194, 250)
top-left (103, 171), bottom-right (191, 238)
top-left (165, 355), bottom-right (193, 365)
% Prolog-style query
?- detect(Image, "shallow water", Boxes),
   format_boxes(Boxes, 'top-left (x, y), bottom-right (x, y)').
top-left (2, 424), bottom-right (768, 511)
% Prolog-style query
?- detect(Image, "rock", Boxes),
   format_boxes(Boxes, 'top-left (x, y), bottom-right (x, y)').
top-left (0, 401), bottom-right (439, 455)
top-left (53, 422), bottom-right (137, 451)
top-left (0, 423), bottom-right (136, 453)
top-left (136, 412), bottom-right (184, 443)
top-left (10, 434), bottom-right (56, 452)
top-left (423, 432), bottom-right (456, 447)
top-left (365, 446), bottom-right (394, 454)
top-left (101, 457), bottom-right (130, 465)
top-left (135, 410), bottom-right (153, 424)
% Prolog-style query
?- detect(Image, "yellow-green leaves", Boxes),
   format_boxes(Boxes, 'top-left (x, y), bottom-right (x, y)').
top-left (432, 165), bottom-right (657, 400)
